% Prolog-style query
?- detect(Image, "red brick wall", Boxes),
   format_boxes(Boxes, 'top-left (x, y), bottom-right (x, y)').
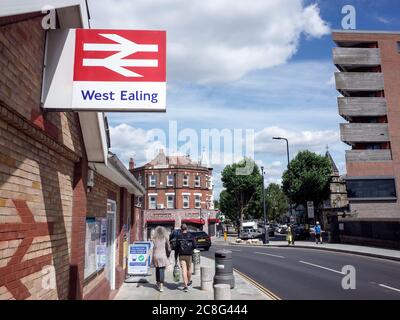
top-left (0, 15), bottom-right (83, 300)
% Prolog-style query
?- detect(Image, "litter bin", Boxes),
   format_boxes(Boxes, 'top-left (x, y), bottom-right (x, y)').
top-left (213, 249), bottom-right (234, 289)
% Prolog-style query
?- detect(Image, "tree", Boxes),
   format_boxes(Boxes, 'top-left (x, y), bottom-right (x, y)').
top-left (221, 158), bottom-right (262, 230)
top-left (265, 183), bottom-right (288, 222)
top-left (282, 150), bottom-right (331, 220)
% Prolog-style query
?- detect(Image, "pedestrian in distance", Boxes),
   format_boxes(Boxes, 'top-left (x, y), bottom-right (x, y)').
top-left (287, 224), bottom-right (295, 245)
top-left (175, 224), bottom-right (197, 292)
top-left (315, 221), bottom-right (323, 244)
top-left (152, 226), bottom-right (171, 292)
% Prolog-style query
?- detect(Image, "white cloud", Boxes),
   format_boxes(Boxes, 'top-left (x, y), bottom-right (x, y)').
top-left (89, 0), bottom-right (330, 83)
top-left (253, 126), bottom-right (341, 155)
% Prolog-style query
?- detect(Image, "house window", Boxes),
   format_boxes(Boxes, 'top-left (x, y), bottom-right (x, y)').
top-left (167, 195), bottom-right (174, 209)
top-left (149, 175), bottom-right (156, 187)
top-left (183, 195), bottom-right (190, 208)
top-left (195, 194), bottom-right (201, 208)
top-left (195, 175), bottom-right (201, 187)
top-left (183, 175), bottom-right (189, 186)
top-left (167, 174), bottom-right (174, 186)
top-left (149, 196), bottom-right (157, 209)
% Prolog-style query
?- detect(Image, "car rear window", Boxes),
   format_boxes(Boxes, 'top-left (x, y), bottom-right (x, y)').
top-left (190, 232), bottom-right (208, 237)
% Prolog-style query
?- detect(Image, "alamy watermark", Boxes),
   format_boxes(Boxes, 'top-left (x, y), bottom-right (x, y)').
top-left (144, 121), bottom-right (255, 175)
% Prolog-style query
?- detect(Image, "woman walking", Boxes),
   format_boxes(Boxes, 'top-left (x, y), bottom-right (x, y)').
top-left (152, 226), bottom-right (171, 292)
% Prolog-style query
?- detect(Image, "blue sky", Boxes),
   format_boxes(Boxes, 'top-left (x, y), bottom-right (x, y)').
top-left (89, 0), bottom-right (400, 197)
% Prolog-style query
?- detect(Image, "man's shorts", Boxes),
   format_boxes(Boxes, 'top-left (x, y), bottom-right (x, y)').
top-left (179, 255), bottom-right (192, 271)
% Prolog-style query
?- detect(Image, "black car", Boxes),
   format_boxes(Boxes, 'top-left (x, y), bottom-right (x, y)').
top-left (190, 231), bottom-right (212, 251)
top-left (169, 229), bottom-right (211, 251)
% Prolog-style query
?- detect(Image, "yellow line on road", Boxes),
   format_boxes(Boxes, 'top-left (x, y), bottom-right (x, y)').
top-left (234, 268), bottom-right (281, 300)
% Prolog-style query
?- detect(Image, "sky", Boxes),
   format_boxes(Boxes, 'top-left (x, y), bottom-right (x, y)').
top-left (88, 0), bottom-right (400, 197)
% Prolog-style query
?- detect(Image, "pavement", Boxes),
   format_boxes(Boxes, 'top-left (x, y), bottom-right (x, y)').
top-left (214, 236), bottom-right (400, 261)
top-left (206, 238), bottom-right (400, 299)
top-left (114, 254), bottom-right (270, 300)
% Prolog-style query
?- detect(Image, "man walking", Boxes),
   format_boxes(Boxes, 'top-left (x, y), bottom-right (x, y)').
top-left (315, 221), bottom-right (322, 244)
top-left (175, 224), bottom-right (196, 292)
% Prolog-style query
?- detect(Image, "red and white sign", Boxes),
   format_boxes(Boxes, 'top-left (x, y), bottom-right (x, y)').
top-left (72, 29), bottom-right (166, 111)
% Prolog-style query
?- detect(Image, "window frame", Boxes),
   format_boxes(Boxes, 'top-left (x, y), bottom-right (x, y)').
top-left (149, 195), bottom-right (157, 209)
top-left (183, 174), bottom-right (189, 187)
top-left (167, 174), bottom-right (174, 187)
top-left (182, 194), bottom-right (190, 208)
top-left (149, 175), bottom-right (156, 187)
top-left (167, 195), bottom-right (174, 209)
top-left (195, 175), bottom-right (201, 187)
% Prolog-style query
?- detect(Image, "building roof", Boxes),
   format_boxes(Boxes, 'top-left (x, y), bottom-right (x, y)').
top-left (142, 149), bottom-right (211, 169)
top-left (325, 150), bottom-right (339, 175)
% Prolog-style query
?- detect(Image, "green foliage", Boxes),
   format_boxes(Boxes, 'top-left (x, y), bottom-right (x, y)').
top-left (220, 158), bottom-right (262, 224)
top-left (282, 150), bottom-right (331, 208)
top-left (265, 183), bottom-right (288, 221)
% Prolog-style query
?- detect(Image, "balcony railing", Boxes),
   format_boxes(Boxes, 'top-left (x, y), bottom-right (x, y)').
top-left (333, 47), bottom-right (380, 67)
top-left (340, 123), bottom-right (389, 143)
top-left (338, 97), bottom-right (387, 118)
top-left (335, 72), bottom-right (384, 92)
top-left (345, 149), bottom-right (392, 162)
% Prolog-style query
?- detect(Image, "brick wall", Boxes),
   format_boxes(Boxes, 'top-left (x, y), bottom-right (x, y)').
top-left (0, 15), bottom-right (83, 300)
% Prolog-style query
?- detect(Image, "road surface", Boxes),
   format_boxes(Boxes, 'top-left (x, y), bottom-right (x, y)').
top-left (203, 242), bottom-right (400, 300)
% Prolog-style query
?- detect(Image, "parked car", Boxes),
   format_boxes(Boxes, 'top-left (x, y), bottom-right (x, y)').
top-left (239, 229), bottom-right (263, 240)
top-left (278, 224), bottom-right (288, 234)
top-left (266, 225), bottom-right (275, 237)
top-left (169, 229), bottom-right (211, 251)
top-left (190, 231), bottom-right (212, 251)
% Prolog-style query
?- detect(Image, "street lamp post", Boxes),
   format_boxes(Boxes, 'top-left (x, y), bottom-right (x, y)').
top-left (272, 137), bottom-right (294, 223)
top-left (261, 166), bottom-right (269, 244)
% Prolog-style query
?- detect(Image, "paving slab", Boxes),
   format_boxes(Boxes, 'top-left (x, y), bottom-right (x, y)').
top-left (114, 254), bottom-right (269, 300)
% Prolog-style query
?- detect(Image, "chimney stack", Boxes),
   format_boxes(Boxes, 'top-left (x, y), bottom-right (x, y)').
top-left (129, 158), bottom-right (135, 170)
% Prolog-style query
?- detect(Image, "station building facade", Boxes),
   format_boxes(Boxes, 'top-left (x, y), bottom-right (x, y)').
top-left (0, 0), bottom-right (145, 300)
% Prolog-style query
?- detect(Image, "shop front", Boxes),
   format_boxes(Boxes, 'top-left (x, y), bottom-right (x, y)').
top-left (146, 219), bottom-right (175, 239)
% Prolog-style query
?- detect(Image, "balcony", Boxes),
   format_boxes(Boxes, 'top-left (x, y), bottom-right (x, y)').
top-left (338, 97), bottom-right (387, 119)
top-left (335, 72), bottom-right (384, 92)
top-left (333, 47), bottom-right (380, 69)
top-left (346, 149), bottom-right (392, 162)
top-left (340, 123), bottom-right (389, 144)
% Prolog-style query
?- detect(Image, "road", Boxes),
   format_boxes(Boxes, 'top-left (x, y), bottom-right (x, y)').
top-left (203, 242), bottom-right (400, 300)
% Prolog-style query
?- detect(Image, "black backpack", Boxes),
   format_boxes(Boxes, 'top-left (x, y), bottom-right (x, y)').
top-left (178, 236), bottom-right (194, 255)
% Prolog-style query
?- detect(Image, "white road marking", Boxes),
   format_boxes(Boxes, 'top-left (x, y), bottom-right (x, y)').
top-left (255, 252), bottom-right (285, 259)
top-left (299, 260), bottom-right (344, 275)
top-left (378, 284), bottom-right (400, 293)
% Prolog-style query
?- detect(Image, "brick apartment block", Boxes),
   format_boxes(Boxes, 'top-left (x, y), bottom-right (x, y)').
top-left (131, 150), bottom-right (219, 239)
top-left (333, 30), bottom-right (400, 248)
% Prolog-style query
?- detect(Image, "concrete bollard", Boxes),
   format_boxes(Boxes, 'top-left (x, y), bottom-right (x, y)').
top-left (201, 266), bottom-right (213, 291)
top-left (192, 249), bottom-right (201, 275)
top-left (214, 283), bottom-right (231, 300)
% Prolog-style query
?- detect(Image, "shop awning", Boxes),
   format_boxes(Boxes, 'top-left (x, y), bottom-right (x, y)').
top-left (182, 218), bottom-right (205, 225)
top-left (208, 218), bottom-right (221, 223)
top-left (147, 219), bottom-right (175, 224)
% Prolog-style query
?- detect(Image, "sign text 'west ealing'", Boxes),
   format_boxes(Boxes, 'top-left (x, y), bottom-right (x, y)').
top-left (81, 89), bottom-right (159, 103)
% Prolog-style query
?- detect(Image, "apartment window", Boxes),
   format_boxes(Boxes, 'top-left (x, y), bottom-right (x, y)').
top-left (167, 174), bottom-right (174, 186)
top-left (167, 195), bottom-right (174, 209)
top-left (346, 179), bottom-right (396, 199)
top-left (195, 175), bottom-right (201, 187)
top-left (149, 175), bottom-right (156, 187)
top-left (183, 175), bottom-right (189, 186)
top-left (149, 196), bottom-right (157, 209)
top-left (195, 194), bottom-right (201, 208)
top-left (365, 144), bottom-right (381, 150)
top-left (183, 195), bottom-right (190, 208)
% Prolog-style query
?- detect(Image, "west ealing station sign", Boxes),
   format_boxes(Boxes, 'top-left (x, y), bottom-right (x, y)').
top-left (42, 29), bottom-right (166, 111)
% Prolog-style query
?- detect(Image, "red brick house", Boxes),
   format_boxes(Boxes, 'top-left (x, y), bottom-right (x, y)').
top-left (131, 150), bottom-right (219, 239)
top-left (0, 0), bottom-right (145, 300)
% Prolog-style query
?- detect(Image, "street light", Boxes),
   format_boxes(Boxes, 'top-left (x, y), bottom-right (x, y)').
top-left (261, 166), bottom-right (269, 244)
top-left (272, 137), bottom-right (294, 223)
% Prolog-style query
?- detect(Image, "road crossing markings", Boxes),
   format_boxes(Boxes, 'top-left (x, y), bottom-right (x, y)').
top-left (378, 284), bottom-right (400, 293)
top-left (299, 260), bottom-right (345, 275)
top-left (254, 252), bottom-right (285, 259)
top-left (233, 268), bottom-right (281, 300)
